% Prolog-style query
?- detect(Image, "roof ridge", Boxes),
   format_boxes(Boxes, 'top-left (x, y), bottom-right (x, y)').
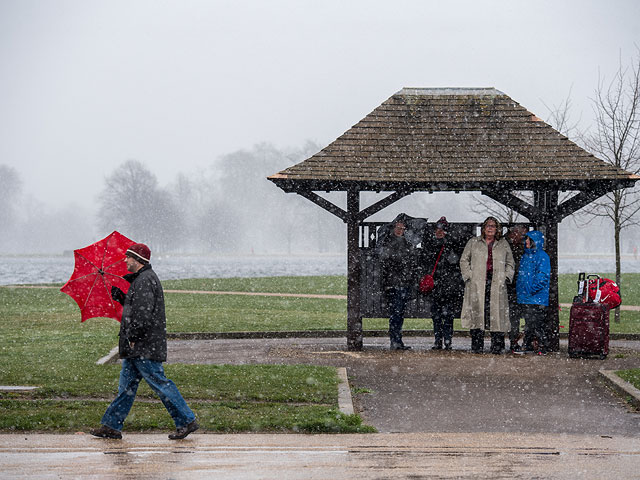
top-left (397, 87), bottom-right (505, 96)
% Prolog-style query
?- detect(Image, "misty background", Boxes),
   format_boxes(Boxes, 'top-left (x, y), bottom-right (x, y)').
top-left (2, 144), bottom-right (639, 257)
top-left (1, 1), bottom-right (639, 257)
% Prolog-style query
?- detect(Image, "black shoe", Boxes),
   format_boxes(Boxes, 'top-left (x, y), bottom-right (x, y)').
top-left (431, 343), bottom-right (443, 350)
top-left (90, 425), bottom-right (122, 439)
top-left (510, 344), bottom-right (521, 353)
top-left (444, 343), bottom-right (452, 351)
top-left (169, 420), bottom-right (199, 440)
top-left (390, 343), bottom-right (411, 351)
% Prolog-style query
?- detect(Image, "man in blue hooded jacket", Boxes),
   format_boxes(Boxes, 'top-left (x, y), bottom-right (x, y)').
top-left (516, 230), bottom-right (551, 354)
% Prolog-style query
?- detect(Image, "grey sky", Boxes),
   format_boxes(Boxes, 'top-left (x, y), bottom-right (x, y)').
top-left (1, 0), bottom-right (639, 209)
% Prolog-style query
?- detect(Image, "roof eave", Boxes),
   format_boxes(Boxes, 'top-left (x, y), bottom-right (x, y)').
top-left (268, 176), bottom-right (638, 194)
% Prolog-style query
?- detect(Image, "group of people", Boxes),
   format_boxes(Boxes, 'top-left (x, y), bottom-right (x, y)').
top-left (379, 216), bottom-right (551, 354)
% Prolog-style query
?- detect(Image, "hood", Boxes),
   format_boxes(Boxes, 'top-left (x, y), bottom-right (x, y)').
top-left (525, 230), bottom-right (545, 251)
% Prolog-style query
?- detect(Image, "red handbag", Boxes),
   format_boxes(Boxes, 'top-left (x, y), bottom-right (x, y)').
top-left (419, 245), bottom-right (444, 293)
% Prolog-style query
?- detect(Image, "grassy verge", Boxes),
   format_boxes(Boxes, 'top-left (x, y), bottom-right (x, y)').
top-left (1, 273), bottom-right (638, 431)
top-left (164, 276), bottom-right (347, 296)
top-left (0, 400), bottom-right (370, 433)
top-left (0, 282), bottom-right (375, 433)
top-left (616, 368), bottom-right (640, 391)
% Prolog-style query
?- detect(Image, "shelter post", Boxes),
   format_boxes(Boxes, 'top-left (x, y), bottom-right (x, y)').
top-left (346, 188), bottom-right (363, 350)
top-left (535, 190), bottom-right (560, 352)
top-left (545, 218), bottom-right (560, 351)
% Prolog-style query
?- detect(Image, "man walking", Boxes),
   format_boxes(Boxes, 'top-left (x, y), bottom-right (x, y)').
top-left (90, 243), bottom-right (198, 440)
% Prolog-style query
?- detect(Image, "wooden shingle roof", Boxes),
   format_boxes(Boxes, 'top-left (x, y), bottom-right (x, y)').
top-left (269, 88), bottom-right (637, 192)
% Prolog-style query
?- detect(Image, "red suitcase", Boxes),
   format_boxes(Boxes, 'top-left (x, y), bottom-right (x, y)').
top-left (568, 273), bottom-right (609, 359)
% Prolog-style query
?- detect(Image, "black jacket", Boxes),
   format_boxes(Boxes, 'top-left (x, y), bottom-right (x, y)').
top-left (379, 234), bottom-right (416, 289)
top-left (422, 236), bottom-right (465, 306)
top-left (118, 264), bottom-right (167, 362)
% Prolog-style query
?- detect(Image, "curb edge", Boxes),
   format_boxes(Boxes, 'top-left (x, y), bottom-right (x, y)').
top-left (599, 369), bottom-right (640, 410)
top-left (96, 346), bottom-right (119, 365)
top-left (336, 367), bottom-right (354, 415)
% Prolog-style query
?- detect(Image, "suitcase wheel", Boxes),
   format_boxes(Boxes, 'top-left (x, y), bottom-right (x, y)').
top-left (599, 353), bottom-right (607, 360)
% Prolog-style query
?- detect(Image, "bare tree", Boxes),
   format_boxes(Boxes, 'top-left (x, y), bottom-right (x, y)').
top-left (541, 86), bottom-right (583, 141)
top-left (581, 49), bottom-right (640, 322)
top-left (98, 160), bottom-right (183, 251)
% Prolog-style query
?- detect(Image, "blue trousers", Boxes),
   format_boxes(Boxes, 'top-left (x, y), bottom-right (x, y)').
top-left (387, 287), bottom-right (408, 346)
top-left (101, 358), bottom-right (196, 431)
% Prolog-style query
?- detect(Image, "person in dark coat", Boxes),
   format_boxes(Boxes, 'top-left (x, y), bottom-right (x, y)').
top-left (422, 217), bottom-right (464, 350)
top-left (379, 220), bottom-right (416, 350)
top-left (90, 243), bottom-right (198, 440)
top-left (516, 230), bottom-right (551, 355)
top-left (506, 225), bottom-right (528, 352)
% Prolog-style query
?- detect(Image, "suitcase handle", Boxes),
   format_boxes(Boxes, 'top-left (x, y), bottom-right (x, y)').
top-left (577, 272), bottom-right (587, 302)
top-left (576, 273), bottom-right (601, 303)
top-left (587, 274), bottom-right (602, 303)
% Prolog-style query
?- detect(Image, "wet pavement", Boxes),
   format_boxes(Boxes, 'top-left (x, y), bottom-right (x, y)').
top-left (167, 336), bottom-right (640, 436)
top-left (2, 336), bottom-right (640, 478)
top-left (2, 432), bottom-right (640, 479)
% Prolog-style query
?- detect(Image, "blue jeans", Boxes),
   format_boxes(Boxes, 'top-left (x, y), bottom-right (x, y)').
top-left (387, 287), bottom-right (408, 346)
top-left (101, 358), bottom-right (196, 431)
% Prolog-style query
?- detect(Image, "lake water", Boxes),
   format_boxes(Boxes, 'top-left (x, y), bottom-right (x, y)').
top-left (2, 254), bottom-right (640, 285)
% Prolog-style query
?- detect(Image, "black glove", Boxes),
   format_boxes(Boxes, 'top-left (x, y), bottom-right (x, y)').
top-left (111, 286), bottom-right (125, 305)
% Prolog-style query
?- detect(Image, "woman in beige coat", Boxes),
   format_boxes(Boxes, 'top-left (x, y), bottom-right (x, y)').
top-left (460, 217), bottom-right (515, 354)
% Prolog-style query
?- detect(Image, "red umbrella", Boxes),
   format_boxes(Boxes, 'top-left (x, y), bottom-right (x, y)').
top-left (61, 231), bottom-right (136, 322)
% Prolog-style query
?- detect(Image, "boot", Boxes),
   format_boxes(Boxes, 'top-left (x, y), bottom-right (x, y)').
top-left (90, 424), bottom-right (122, 439)
top-left (169, 420), bottom-right (199, 440)
top-left (432, 338), bottom-right (443, 350)
top-left (470, 329), bottom-right (484, 353)
top-left (490, 332), bottom-right (505, 354)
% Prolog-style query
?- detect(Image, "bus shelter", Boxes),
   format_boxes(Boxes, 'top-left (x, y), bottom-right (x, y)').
top-left (269, 88), bottom-right (638, 351)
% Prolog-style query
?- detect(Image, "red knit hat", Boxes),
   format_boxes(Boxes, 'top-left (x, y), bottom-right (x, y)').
top-left (435, 216), bottom-right (449, 231)
top-left (126, 243), bottom-right (151, 263)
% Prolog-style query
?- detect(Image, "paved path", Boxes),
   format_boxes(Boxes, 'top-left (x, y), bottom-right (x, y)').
top-left (167, 336), bottom-right (640, 436)
top-left (2, 433), bottom-right (640, 479)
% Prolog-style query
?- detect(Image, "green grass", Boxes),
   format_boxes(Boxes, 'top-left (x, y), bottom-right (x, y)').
top-left (0, 400), bottom-right (370, 433)
top-left (1, 272), bottom-right (639, 432)
top-left (0, 282), bottom-right (375, 433)
top-left (616, 369), bottom-right (640, 391)
top-left (164, 276), bottom-right (347, 296)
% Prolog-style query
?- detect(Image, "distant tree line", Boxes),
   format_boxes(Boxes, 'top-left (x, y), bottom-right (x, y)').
top-left (95, 141), bottom-right (346, 254)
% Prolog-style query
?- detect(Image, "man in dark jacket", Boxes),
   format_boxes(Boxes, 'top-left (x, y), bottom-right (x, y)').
top-left (379, 220), bottom-right (415, 350)
top-left (423, 217), bottom-right (464, 350)
top-left (90, 243), bottom-right (198, 440)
